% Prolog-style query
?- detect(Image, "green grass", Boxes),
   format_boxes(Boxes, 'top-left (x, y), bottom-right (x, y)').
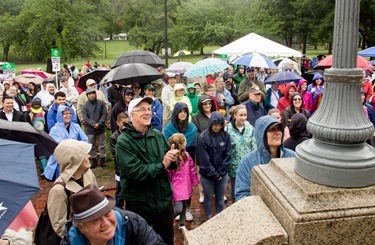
top-left (3, 40), bottom-right (330, 74)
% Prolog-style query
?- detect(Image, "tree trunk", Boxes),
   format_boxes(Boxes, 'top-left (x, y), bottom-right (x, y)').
top-left (200, 47), bottom-right (204, 55)
top-left (3, 44), bottom-right (10, 61)
top-left (302, 35), bottom-right (307, 55)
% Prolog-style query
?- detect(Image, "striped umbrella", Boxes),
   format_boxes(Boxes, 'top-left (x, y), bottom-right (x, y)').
top-left (184, 58), bottom-right (229, 78)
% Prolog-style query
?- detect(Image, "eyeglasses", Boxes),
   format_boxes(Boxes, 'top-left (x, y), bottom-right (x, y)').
top-left (132, 107), bottom-right (152, 113)
top-left (293, 98), bottom-right (302, 101)
top-left (63, 112), bottom-right (72, 116)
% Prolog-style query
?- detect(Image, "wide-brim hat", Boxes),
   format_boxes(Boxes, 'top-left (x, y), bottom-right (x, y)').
top-left (70, 184), bottom-right (115, 223)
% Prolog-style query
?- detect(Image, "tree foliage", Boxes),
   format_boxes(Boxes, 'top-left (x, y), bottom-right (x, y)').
top-left (0, 0), bottom-right (374, 62)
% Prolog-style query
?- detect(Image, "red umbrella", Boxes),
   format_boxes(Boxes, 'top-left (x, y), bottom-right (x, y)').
top-left (314, 55), bottom-right (374, 70)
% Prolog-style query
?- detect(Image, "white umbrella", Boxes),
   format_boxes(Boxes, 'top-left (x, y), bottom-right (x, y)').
top-left (166, 62), bottom-right (193, 74)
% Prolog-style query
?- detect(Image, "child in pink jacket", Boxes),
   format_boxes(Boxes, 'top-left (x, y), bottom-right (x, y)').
top-left (168, 133), bottom-right (199, 232)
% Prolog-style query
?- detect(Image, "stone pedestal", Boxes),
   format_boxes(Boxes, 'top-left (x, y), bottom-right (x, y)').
top-left (252, 158), bottom-right (375, 244)
top-left (184, 196), bottom-right (288, 245)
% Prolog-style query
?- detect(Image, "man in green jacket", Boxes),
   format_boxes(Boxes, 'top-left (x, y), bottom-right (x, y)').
top-left (116, 97), bottom-right (179, 245)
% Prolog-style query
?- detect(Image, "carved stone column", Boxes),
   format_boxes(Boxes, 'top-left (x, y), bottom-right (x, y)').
top-left (294, 0), bottom-right (375, 187)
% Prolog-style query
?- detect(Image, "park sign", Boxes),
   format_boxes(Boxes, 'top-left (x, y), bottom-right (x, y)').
top-left (2, 63), bottom-right (16, 79)
top-left (219, 54), bottom-right (228, 61)
top-left (51, 48), bottom-right (61, 72)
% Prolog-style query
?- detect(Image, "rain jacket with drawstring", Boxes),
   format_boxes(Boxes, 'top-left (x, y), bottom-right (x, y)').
top-left (47, 102), bottom-right (78, 132)
top-left (169, 84), bottom-right (192, 115)
top-left (116, 123), bottom-right (177, 213)
top-left (197, 111), bottom-right (232, 180)
top-left (307, 73), bottom-right (325, 104)
top-left (47, 139), bottom-right (97, 238)
top-left (44, 105), bottom-right (88, 181)
top-left (235, 115), bottom-right (295, 201)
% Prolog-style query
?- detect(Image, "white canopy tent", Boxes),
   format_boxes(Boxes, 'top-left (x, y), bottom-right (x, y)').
top-left (212, 32), bottom-right (302, 58)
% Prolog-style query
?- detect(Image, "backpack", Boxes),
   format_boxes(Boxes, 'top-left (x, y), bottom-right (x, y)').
top-left (34, 182), bottom-right (71, 245)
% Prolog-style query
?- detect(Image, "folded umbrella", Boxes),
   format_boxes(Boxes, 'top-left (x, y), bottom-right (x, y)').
top-left (0, 139), bottom-right (40, 235)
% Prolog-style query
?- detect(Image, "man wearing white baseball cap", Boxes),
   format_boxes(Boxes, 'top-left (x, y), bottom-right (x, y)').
top-left (116, 96), bottom-right (179, 245)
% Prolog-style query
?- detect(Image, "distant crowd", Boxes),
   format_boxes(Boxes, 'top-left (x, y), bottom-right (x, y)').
top-left (0, 60), bottom-right (374, 244)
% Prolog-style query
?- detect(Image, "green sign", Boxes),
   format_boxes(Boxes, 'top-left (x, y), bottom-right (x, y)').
top-left (2, 63), bottom-right (15, 70)
top-left (51, 48), bottom-right (61, 58)
top-left (220, 54), bottom-right (228, 58)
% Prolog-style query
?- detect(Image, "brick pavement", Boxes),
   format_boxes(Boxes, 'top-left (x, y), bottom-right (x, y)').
top-left (31, 167), bottom-right (232, 245)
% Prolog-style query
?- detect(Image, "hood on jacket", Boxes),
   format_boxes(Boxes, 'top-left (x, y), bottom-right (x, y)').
top-left (173, 84), bottom-right (186, 96)
top-left (312, 73), bottom-right (323, 81)
top-left (54, 139), bottom-right (92, 183)
top-left (283, 83), bottom-right (297, 97)
top-left (171, 102), bottom-right (189, 130)
top-left (208, 111), bottom-right (225, 133)
top-left (186, 84), bottom-right (197, 97)
top-left (289, 113), bottom-right (310, 138)
top-left (119, 87), bottom-right (134, 107)
top-left (254, 115), bottom-right (283, 156)
top-left (297, 79), bottom-right (307, 92)
top-left (197, 95), bottom-right (215, 113)
top-left (56, 105), bottom-right (71, 124)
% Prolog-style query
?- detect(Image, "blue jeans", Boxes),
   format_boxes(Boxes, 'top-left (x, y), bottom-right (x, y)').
top-left (200, 173), bottom-right (229, 219)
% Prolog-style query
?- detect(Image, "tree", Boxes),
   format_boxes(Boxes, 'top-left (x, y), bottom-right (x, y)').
top-left (13, 0), bottom-right (105, 61)
top-left (359, 0), bottom-right (375, 47)
top-left (0, 14), bottom-right (18, 61)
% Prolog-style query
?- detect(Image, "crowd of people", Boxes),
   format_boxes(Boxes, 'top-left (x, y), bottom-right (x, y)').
top-left (0, 59), bottom-right (374, 244)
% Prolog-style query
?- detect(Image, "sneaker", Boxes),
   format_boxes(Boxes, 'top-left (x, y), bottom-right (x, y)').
top-left (185, 210), bottom-right (193, 222)
top-left (224, 196), bottom-right (227, 202)
top-left (175, 215), bottom-right (180, 221)
top-left (179, 225), bottom-right (188, 234)
top-left (199, 194), bottom-right (204, 203)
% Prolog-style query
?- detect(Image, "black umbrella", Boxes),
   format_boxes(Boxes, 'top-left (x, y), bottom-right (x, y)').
top-left (77, 69), bottom-right (110, 90)
top-left (99, 63), bottom-right (164, 86)
top-left (0, 119), bottom-right (58, 158)
top-left (111, 50), bottom-right (164, 69)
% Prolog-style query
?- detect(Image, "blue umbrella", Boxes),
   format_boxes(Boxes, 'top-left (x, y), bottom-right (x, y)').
top-left (358, 46), bottom-right (375, 57)
top-left (233, 52), bottom-right (278, 69)
top-left (265, 71), bottom-right (303, 84)
top-left (0, 139), bottom-right (40, 235)
top-left (184, 58), bottom-right (229, 78)
top-left (370, 60), bottom-right (375, 66)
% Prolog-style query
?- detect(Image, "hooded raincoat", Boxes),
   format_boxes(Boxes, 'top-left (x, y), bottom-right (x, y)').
top-left (235, 115), bottom-right (295, 201)
top-left (277, 83), bottom-right (296, 114)
top-left (191, 95), bottom-right (215, 134)
top-left (283, 113), bottom-right (311, 151)
top-left (186, 84), bottom-right (199, 115)
top-left (47, 139), bottom-right (97, 238)
top-left (197, 112), bottom-right (232, 180)
top-left (44, 105), bottom-right (88, 181)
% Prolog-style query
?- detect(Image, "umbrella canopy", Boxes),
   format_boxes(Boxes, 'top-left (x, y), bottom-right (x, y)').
top-left (14, 74), bottom-right (44, 85)
top-left (99, 63), bottom-right (163, 86)
top-left (184, 58), bottom-right (229, 78)
top-left (0, 139), bottom-right (40, 235)
top-left (273, 58), bottom-right (299, 71)
top-left (77, 69), bottom-right (110, 90)
top-left (233, 52), bottom-right (278, 69)
top-left (0, 119), bottom-right (58, 158)
top-left (265, 71), bottom-right (304, 84)
top-left (111, 50), bottom-right (164, 69)
top-left (358, 46), bottom-right (375, 57)
top-left (313, 55), bottom-right (374, 70)
top-left (370, 60), bottom-right (375, 66)
top-left (173, 50), bottom-right (191, 57)
top-left (166, 62), bottom-right (193, 74)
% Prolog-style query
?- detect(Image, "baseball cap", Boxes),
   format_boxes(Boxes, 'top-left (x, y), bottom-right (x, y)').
top-left (249, 85), bottom-right (263, 95)
top-left (128, 97), bottom-right (154, 120)
top-left (144, 84), bottom-right (155, 90)
top-left (31, 98), bottom-right (43, 114)
top-left (247, 67), bottom-right (255, 72)
top-left (86, 79), bottom-right (96, 86)
top-left (267, 122), bottom-right (283, 131)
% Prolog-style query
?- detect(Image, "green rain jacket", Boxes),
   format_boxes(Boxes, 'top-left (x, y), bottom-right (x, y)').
top-left (116, 122), bottom-right (176, 213)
